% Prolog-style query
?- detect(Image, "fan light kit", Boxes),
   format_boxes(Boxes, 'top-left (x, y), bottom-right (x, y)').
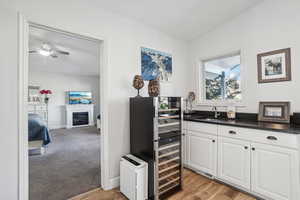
top-left (38, 49), bottom-right (52, 57)
top-left (29, 42), bottom-right (70, 58)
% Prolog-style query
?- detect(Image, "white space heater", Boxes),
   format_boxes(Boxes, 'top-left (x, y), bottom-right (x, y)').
top-left (120, 154), bottom-right (148, 200)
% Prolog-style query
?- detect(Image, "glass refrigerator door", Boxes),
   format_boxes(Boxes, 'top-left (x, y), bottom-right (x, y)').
top-left (155, 97), bottom-right (183, 198)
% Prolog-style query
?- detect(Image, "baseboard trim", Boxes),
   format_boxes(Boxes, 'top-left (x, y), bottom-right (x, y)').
top-left (107, 176), bottom-right (120, 190)
top-left (49, 124), bottom-right (66, 130)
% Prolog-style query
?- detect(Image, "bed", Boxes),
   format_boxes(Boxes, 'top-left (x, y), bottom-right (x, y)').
top-left (28, 113), bottom-right (51, 146)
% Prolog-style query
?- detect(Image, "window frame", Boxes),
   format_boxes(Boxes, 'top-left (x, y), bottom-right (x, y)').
top-left (196, 50), bottom-right (244, 106)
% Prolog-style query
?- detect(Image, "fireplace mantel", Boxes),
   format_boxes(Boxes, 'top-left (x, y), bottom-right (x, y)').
top-left (66, 104), bottom-right (94, 129)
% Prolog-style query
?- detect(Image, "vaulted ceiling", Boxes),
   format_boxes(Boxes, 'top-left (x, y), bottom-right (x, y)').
top-left (28, 1), bottom-right (264, 75)
top-left (29, 26), bottom-right (100, 76)
top-left (93, 0), bottom-right (264, 40)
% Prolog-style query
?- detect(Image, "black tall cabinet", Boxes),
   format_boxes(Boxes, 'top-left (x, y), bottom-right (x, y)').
top-left (130, 97), bottom-right (183, 200)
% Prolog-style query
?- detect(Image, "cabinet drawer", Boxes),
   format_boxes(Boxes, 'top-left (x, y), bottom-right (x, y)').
top-left (218, 125), bottom-right (299, 150)
top-left (218, 126), bottom-right (248, 140)
top-left (187, 122), bottom-right (217, 135)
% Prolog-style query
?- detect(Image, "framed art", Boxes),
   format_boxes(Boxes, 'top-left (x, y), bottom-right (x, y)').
top-left (258, 101), bottom-right (290, 123)
top-left (141, 47), bottom-right (172, 82)
top-left (257, 48), bottom-right (291, 83)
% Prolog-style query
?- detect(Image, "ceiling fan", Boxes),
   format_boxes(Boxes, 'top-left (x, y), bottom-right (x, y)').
top-left (29, 43), bottom-right (70, 58)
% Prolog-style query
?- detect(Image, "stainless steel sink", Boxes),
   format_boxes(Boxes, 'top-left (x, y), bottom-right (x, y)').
top-left (193, 117), bottom-right (229, 122)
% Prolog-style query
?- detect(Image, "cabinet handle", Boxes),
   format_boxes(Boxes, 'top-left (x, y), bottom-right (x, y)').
top-left (252, 147), bottom-right (255, 151)
top-left (244, 146), bottom-right (248, 150)
top-left (229, 130), bottom-right (237, 134)
top-left (212, 140), bottom-right (215, 143)
top-left (267, 136), bottom-right (277, 141)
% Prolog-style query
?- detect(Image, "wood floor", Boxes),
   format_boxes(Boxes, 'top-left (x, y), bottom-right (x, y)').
top-left (70, 169), bottom-right (256, 200)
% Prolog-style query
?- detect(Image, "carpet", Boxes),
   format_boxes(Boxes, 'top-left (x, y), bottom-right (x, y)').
top-left (29, 127), bottom-right (101, 200)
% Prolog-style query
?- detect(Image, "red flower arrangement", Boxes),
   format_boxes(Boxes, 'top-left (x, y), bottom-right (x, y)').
top-left (40, 89), bottom-right (52, 95)
top-left (40, 89), bottom-right (52, 104)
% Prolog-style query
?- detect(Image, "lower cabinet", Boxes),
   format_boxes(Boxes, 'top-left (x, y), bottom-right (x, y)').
top-left (218, 137), bottom-right (251, 190)
top-left (184, 122), bottom-right (300, 200)
top-left (186, 131), bottom-right (217, 176)
top-left (251, 142), bottom-right (299, 200)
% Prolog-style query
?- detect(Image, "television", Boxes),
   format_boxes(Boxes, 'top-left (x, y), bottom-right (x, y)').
top-left (68, 91), bottom-right (92, 104)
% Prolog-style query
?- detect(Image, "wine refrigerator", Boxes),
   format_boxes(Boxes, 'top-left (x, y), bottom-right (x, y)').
top-left (130, 97), bottom-right (183, 200)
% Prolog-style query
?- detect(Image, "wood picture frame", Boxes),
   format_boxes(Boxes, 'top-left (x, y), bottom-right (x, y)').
top-left (258, 101), bottom-right (290, 123)
top-left (257, 48), bottom-right (291, 83)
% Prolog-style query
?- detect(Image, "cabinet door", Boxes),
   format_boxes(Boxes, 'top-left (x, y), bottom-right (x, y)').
top-left (218, 137), bottom-right (251, 190)
top-left (187, 131), bottom-right (217, 176)
top-left (251, 143), bottom-right (300, 200)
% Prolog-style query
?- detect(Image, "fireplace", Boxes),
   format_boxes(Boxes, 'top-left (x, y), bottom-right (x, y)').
top-left (66, 104), bottom-right (94, 129)
top-left (73, 112), bottom-right (89, 126)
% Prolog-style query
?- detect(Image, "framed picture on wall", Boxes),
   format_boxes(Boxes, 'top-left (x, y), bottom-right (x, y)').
top-left (258, 101), bottom-right (290, 123)
top-left (141, 47), bottom-right (172, 82)
top-left (257, 48), bottom-right (291, 83)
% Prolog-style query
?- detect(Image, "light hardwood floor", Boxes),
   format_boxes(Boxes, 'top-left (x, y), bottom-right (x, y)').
top-left (70, 169), bottom-right (256, 200)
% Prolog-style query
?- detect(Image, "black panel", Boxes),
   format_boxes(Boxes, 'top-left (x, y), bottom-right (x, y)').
top-left (73, 112), bottom-right (89, 126)
top-left (292, 113), bottom-right (300, 125)
top-left (130, 97), bottom-right (155, 199)
top-left (130, 97), bottom-right (154, 159)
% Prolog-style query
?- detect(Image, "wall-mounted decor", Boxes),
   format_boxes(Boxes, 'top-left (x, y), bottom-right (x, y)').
top-left (257, 48), bottom-right (291, 83)
top-left (132, 75), bottom-right (144, 97)
top-left (28, 85), bottom-right (41, 103)
top-left (258, 101), bottom-right (290, 123)
top-left (68, 91), bottom-right (91, 105)
top-left (187, 91), bottom-right (196, 111)
top-left (141, 47), bottom-right (172, 82)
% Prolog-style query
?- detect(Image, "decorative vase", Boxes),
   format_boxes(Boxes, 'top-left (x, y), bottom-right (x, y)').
top-left (44, 97), bottom-right (49, 104)
top-left (148, 79), bottom-right (160, 97)
top-left (132, 75), bottom-right (144, 97)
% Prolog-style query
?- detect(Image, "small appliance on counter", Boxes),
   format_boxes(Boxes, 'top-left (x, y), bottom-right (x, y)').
top-left (227, 106), bottom-right (236, 120)
top-left (120, 154), bottom-right (148, 200)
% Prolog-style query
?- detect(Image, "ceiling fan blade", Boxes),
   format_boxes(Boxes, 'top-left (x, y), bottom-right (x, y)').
top-left (51, 54), bottom-right (58, 58)
top-left (56, 50), bottom-right (70, 55)
top-left (29, 50), bottom-right (38, 53)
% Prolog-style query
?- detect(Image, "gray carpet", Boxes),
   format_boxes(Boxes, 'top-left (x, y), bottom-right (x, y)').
top-left (29, 127), bottom-right (101, 200)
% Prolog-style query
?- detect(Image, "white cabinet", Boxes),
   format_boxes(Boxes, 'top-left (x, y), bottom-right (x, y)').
top-left (251, 142), bottom-right (299, 200)
top-left (218, 137), bottom-right (251, 190)
top-left (184, 121), bottom-right (300, 200)
top-left (187, 131), bottom-right (217, 176)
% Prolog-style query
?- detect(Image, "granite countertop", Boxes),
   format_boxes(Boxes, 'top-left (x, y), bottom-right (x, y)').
top-left (184, 115), bottom-right (300, 135)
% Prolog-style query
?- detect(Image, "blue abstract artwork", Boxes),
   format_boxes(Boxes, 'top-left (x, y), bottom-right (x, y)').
top-left (69, 91), bottom-right (92, 104)
top-left (141, 47), bottom-right (172, 82)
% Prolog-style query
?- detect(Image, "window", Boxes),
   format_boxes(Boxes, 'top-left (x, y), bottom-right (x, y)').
top-left (202, 53), bottom-right (241, 101)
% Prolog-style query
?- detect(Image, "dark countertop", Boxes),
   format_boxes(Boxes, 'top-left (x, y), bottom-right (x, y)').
top-left (184, 115), bottom-right (300, 135)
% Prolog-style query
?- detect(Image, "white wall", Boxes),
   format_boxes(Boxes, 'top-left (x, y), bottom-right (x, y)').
top-left (0, 0), bottom-right (189, 198)
top-left (0, 1), bottom-right (18, 200)
top-left (189, 0), bottom-right (300, 113)
top-left (29, 71), bottom-right (100, 129)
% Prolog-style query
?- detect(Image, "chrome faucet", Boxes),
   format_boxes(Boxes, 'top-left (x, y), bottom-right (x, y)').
top-left (212, 106), bottom-right (221, 119)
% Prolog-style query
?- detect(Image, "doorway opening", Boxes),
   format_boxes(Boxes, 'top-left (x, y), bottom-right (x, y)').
top-left (18, 18), bottom-right (109, 200)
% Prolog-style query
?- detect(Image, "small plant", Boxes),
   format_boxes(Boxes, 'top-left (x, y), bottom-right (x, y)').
top-left (40, 89), bottom-right (52, 104)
